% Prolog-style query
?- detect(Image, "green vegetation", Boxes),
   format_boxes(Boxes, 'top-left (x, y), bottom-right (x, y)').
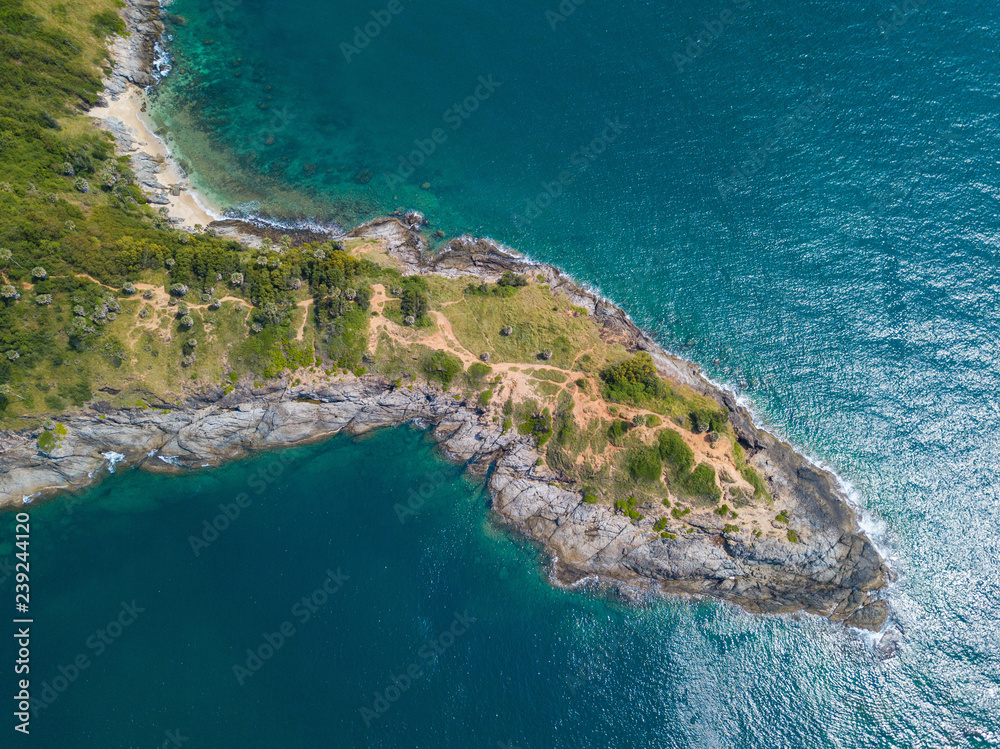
top-left (583, 492), bottom-right (598, 504)
top-left (600, 352), bottom-right (665, 404)
top-left (733, 441), bottom-right (771, 500)
top-left (422, 350), bottom-right (463, 389)
top-left (600, 353), bottom-right (729, 431)
top-left (775, 510), bottom-right (789, 524)
top-left (466, 361), bottom-right (492, 384)
top-left (657, 429), bottom-right (694, 474)
top-left (683, 464), bottom-right (722, 503)
top-left (723, 524), bottom-right (740, 534)
top-left (398, 276), bottom-right (430, 324)
top-left (627, 445), bottom-right (662, 482)
top-left (607, 418), bottom-right (632, 446)
top-left (517, 404), bottom-right (553, 446)
top-left (656, 428), bottom-right (721, 503)
top-left (786, 529), bottom-right (799, 543)
top-left (464, 271), bottom-right (527, 298)
top-left (614, 495), bottom-right (643, 523)
top-left (37, 429), bottom-right (56, 451)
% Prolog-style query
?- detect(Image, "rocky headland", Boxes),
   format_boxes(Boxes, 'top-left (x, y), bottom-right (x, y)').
top-left (0, 215), bottom-right (890, 630)
top-left (0, 0), bottom-right (889, 632)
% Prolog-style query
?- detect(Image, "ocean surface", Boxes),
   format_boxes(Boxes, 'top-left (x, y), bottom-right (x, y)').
top-left (4, 0), bottom-right (1000, 745)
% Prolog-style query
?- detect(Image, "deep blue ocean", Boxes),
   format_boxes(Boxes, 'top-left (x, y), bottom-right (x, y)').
top-left (3, 0), bottom-right (1000, 745)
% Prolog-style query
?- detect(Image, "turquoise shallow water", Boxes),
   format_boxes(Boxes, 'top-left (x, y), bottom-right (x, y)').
top-left (5, 0), bottom-right (1000, 745)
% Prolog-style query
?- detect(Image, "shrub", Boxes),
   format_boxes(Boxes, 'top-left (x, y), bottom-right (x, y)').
top-left (37, 431), bottom-right (57, 452)
top-left (653, 517), bottom-right (669, 532)
top-left (58, 380), bottom-right (91, 406)
top-left (467, 362), bottom-right (492, 384)
top-left (723, 524), bottom-right (740, 534)
top-left (787, 529), bottom-right (799, 543)
top-left (497, 271), bottom-right (527, 288)
top-left (600, 352), bottom-right (665, 405)
top-left (518, 408), bottom-right (553, 445)
top-left (422, 350), bottom-right (463, 389)
top-left (400, 277), bottom-right (430, 322)
top-left (627, 446), bottom-right (662, 482)
top-left (657, 429), bottom-right (694, 474)
top-left (689, 405), bottom-right (728, 434)
top-left (583, 493), bottom-right (598, 504)
top-left (607, 419), bottom-right (632, 446)
top-left (614, 496), bottom-right (643, 523)
top-left (477, 390), bottom-right (492, 408)
top-left (775, 511), bottom-right (789, 524)
top-left (682, 464), bottom-right (721, 503)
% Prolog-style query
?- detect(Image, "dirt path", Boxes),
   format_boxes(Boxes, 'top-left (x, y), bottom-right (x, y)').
top-left (74, 273), bottom-right (116, 290)
top-left (294, 299), bottom-right (313, 341)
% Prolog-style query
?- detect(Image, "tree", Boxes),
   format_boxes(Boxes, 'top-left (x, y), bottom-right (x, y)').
top-left (180, 315), bottom-right (194, 328)
top-left (400, 276), bottom-right (429, 321)
top-left (31, 267), bottom-right (47, 280)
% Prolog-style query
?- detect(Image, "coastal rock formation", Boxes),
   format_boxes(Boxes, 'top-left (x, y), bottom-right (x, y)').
top-left (0, 374), bottom-right (887, 628)
top-left (0, 219), bottom-right (889, 631)
top-left (101, 0), bottom-right (164, 96)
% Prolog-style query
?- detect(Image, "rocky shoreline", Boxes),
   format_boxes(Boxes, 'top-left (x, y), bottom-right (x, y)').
top-left (0, 0), bottom-right (890, 630)
top-left (0, 217), bottom-right (890, 630)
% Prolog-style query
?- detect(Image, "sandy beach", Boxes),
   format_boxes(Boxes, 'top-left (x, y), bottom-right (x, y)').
top-left (89, 86), bottom-right (221, 231)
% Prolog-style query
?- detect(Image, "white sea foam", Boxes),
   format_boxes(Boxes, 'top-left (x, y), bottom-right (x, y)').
top-left (222, 204), bottom-right (345, 236)
top-left (102, 451), bottom-right (126, 473)
top-left (158, 455), bottom-right (183, 466)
